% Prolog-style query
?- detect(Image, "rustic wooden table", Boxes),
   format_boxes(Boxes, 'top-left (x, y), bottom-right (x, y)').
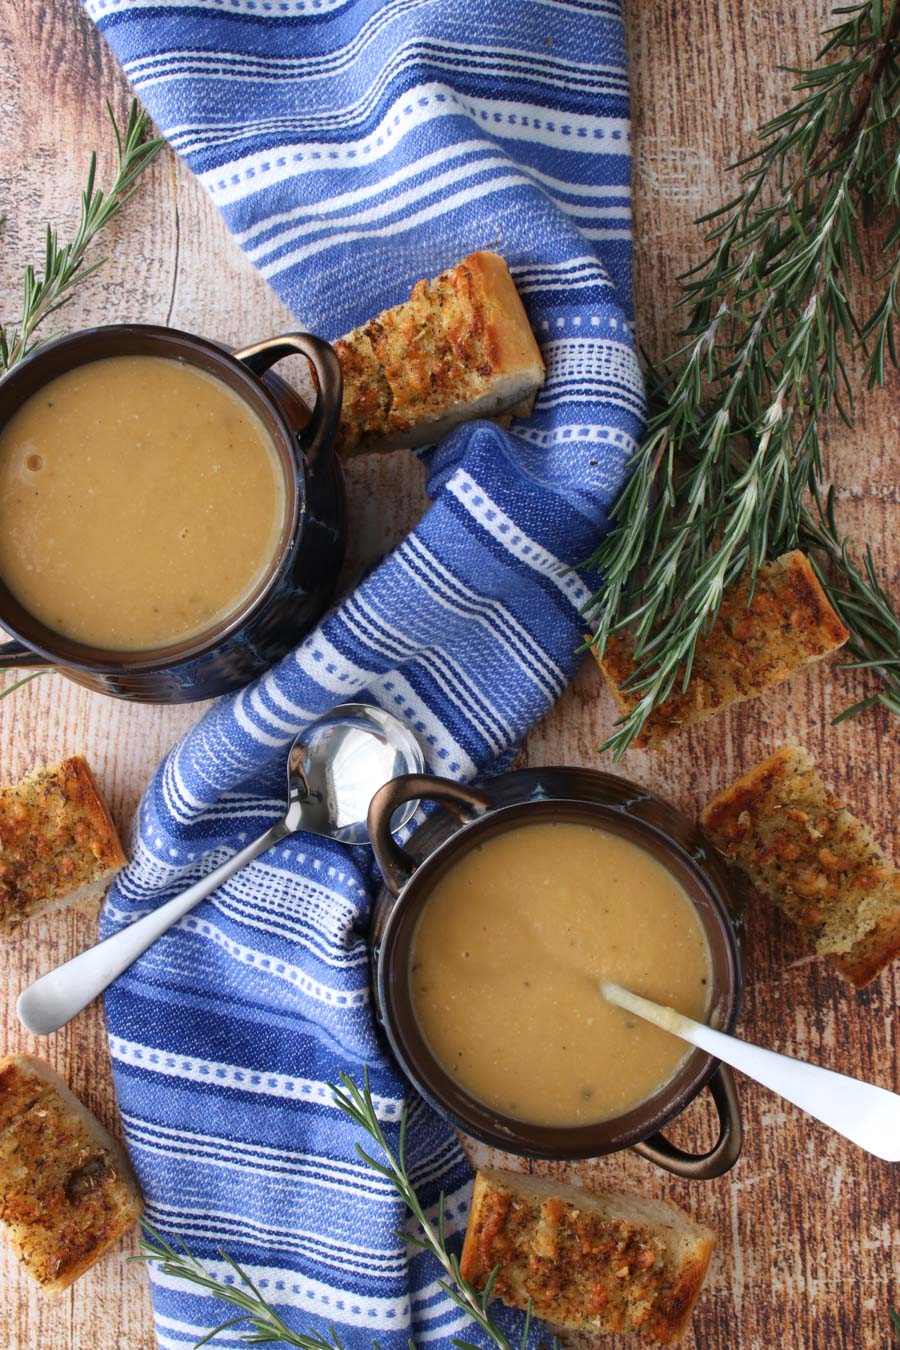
top-left (1, 2), bottom-right (897, 1347)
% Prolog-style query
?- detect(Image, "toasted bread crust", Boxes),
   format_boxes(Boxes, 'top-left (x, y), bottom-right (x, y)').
top-left (831, 909), bottom-right (900, 986)
top-left (0, 756), bottom-right (126, 938)
top-left (334, 251), bottom-right (545, 455)
top-left (702, 744), bottom-right (900, 987)
top-left (460, 1169), bottom-right (715, 1346)
top-left (593, 552), bottom-right (849, 749)
top-left (0, 1055), bottom-right (142, 1294)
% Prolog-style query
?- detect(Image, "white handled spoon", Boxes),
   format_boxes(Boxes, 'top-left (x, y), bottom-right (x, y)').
top-left (601, 980), bottom-right (900, 1162)
top-left (17, 704), bottom-right (425, 1037)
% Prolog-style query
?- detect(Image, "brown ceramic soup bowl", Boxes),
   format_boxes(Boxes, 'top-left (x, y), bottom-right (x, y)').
top-left (368, 766), bottom-right (743, 1179)
top-left (0, 324), bottom-right (345, 702)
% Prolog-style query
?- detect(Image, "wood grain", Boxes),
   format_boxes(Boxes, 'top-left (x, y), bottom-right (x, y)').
top-left (0, 1), bottom-right (897, 1347)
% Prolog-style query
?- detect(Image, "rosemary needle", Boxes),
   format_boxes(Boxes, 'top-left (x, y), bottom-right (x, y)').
top-left (0, 671), bottom-right (48, 701)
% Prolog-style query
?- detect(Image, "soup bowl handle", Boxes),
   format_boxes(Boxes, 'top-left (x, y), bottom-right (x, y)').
top-left (0, 638), bottom-right (51, 671)
top-left (631, 1065), bottom-right (742, 1179)
top-left (368, 773), bottom-right (493, 897)
top-left (233, 333), bottom-right (342, 475)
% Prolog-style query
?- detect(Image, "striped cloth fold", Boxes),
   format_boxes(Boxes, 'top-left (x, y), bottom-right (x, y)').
top-left (84, 2), bottom-right (644, 1346)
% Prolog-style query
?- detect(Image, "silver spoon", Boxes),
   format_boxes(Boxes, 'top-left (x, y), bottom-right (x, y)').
top-left (17, 703), bottom-right (425, 1036)
top-left (601, 980), bottom-right (900, 1162)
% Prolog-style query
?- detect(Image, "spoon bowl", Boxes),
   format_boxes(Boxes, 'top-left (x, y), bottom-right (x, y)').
top-left (17, 702), bottom-right (425, 1036)
top-left (286, 704), bottom-right (424, 844)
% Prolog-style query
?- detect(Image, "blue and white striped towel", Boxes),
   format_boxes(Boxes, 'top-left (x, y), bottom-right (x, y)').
top-left (85, 3), bottom-right (643, 1346)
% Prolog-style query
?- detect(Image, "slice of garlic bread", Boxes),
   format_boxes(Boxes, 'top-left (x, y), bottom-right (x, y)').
top-left (335, 251), bottom-right (545, 455)
top-left (702, 743), bottom-right (900, 987)
top-left (0, 756), bottom-right (126, 938)
top-left (593, 551), bottom-right (849, 749)
top-left (0, 1055), bottom-right (142, 1294)
top-left (460, 1168), bottom-right (715, 1345)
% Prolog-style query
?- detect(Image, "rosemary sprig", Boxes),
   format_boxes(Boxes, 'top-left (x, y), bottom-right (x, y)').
top-left (138, 1223), bottom-right (346, 1350)
top-left (585, 0), bottom-right (900, 757)
top-left (0, 99), bottom-right (163, 372)
top-left (138, 1071), bottom-right (541, 1350)
top-left (890, 1305), bottom-right (900, 1343)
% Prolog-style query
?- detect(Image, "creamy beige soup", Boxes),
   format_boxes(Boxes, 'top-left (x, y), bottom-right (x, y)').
top-left (0, 355), bottom-right (285, 651)
top-left (410, 821), bottom-right (712, 1127)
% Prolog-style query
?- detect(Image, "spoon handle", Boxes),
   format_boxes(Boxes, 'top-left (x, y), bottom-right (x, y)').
top-left (17, 820), bottom-right (289, 1036)
top-left (603, 982), bottom-right (900, 1163)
